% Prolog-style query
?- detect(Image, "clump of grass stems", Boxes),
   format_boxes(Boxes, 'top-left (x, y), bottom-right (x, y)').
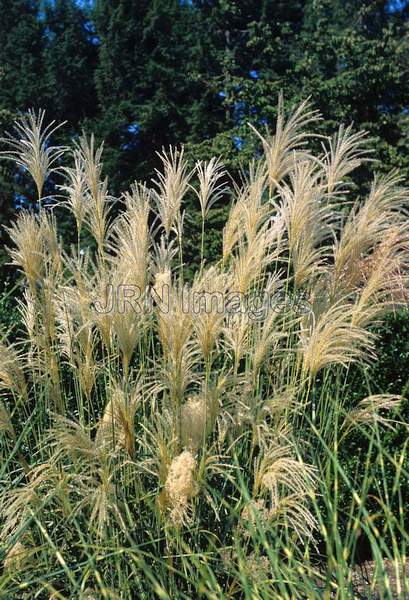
top-left (0, 97), bottom-right (407, 599)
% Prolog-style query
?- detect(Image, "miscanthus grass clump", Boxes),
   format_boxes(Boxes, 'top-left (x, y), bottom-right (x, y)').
top-left (0, 97), bottom-right (408, 599)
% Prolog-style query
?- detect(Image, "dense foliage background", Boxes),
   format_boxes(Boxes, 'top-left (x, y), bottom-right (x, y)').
top-left (1, 1), bottom-right (408, 219)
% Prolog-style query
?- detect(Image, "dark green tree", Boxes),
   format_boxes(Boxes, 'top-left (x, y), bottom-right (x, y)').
top-left (294, 0), bottom-right (409, 175)
top-left (189, 0), bottom-right (409, 181)
top-left (92, 0), bottom-right (206, 189)
top-left (0, 0), bottom-right (45, 110)
top-left (42, 0), bottom-right (99, 128)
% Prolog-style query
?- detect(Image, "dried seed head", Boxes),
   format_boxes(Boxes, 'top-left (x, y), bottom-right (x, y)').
top-left (346, 394), bottom-right (403, 430)
top-left (165, 450), bottom-right (199, 524)
top-left (240, 499), bottom-right (270, 531)
top-left (245, 553), bottom-right (271, 582)
top-left (4, 541), bottom-right (28, 572)
top-left (180, 396), bottom-right (207, 450)
top-left (58, 150), bottom-right (89, 233)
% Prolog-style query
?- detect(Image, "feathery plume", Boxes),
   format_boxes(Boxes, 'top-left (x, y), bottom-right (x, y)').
top-left (191, 266), bottom-right (226, 362)
top-left (4, 541), bottom-right (28, 572)
top-left (253, 443), bottom-right (317, 541)
top-left (345, 394), bottom-right (403, 430)
top-left (193, 156), bottom-right (226, 220)
top-left (0, 339), bottom-right (27, 399)
top-left (95, 384), bottom-right (139, 457)
top-left (331, 171), bottom-right (408, 300)
top-left (0, 109), bottom-right (65, 200)
top-left (6, 211), bottom-right (44, 290)
top-left (299, 302), bottom-right (375, 377)
top-left (58, 150), bottom-right (89, 236)
top-left (152, 146), bottom-right (192, 237)
top-left (321, 124), bottom-right (372, 194)
top-left (278, 159), bottom-right (334, 288)
top-left (250, 94), bottom-right (321, 193)
top-left (77, 133), bottom-right (112, 258)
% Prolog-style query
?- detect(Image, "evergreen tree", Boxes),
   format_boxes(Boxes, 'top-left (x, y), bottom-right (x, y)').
top-left (188, 0), bottom-right (409, 182)
top-left (185, 0), bottom-right (308, 165)
top-left (42, 0), bottom-right (99, 128)
top-left (93, 0), bottom-right (204, 188)
top-left (296, 0), bottom-right (409, 177)
top-left (0, 0), bottom-right (45, 110)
